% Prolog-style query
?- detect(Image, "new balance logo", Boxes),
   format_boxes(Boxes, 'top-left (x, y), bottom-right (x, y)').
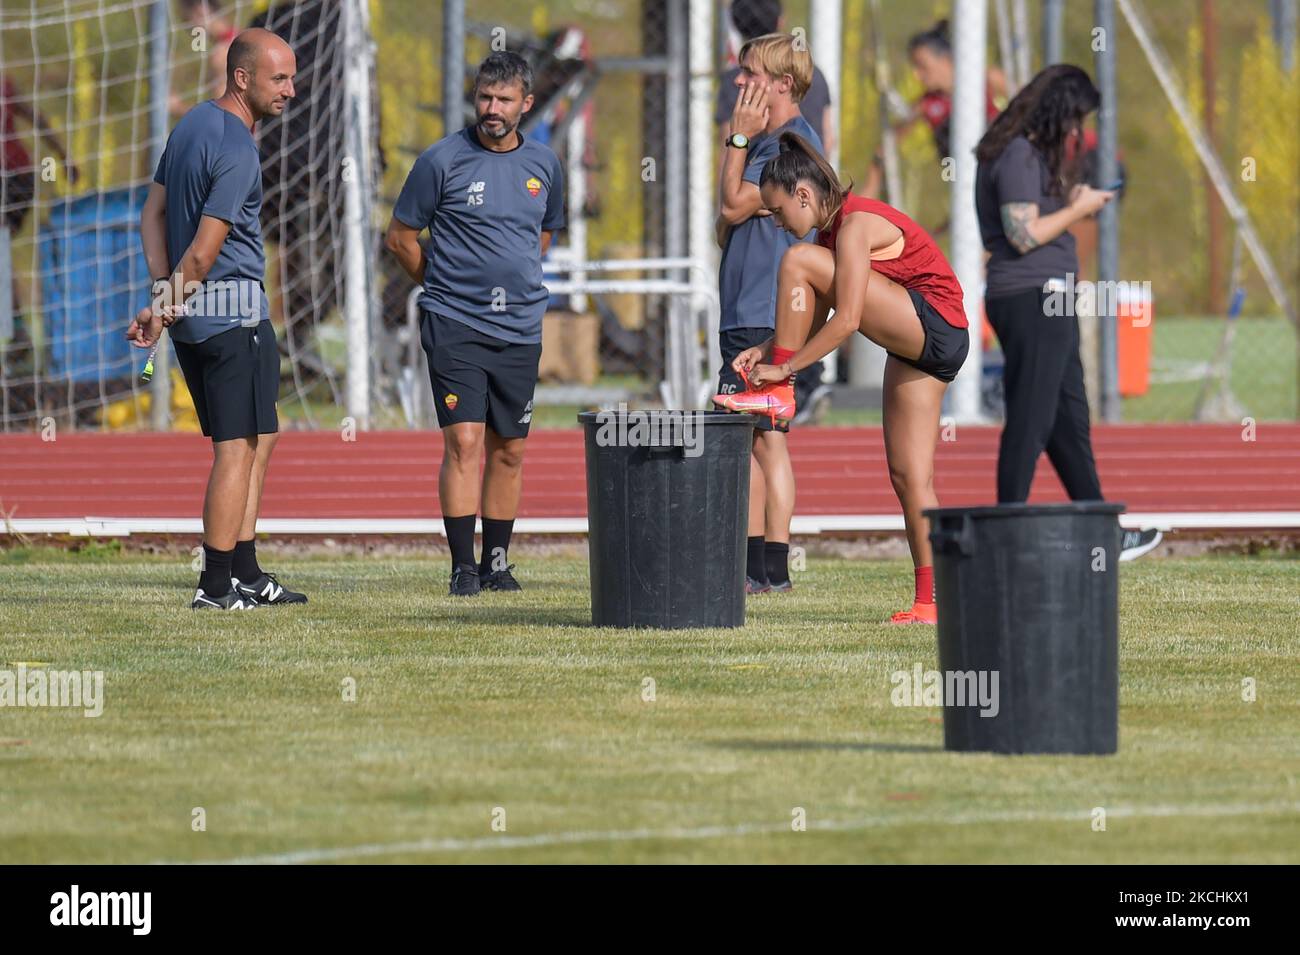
top-left (467, 180), bottom-right (486, 205)
top-left (260, 581), bottom-right (283, 601)
top-left (518, 399), bottom-right (533, 425)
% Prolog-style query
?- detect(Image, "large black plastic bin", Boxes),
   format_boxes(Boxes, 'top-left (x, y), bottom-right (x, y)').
top-left (580, 410), bottom-right (754, 628)
top-left (923, 502), bottom-right (1124, 755)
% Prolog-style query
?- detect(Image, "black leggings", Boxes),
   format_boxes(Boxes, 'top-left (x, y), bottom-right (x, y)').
top-left (986, 287), bottom-right (1103, 503)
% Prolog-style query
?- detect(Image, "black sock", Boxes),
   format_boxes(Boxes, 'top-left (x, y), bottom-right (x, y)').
top-left (765, 541), bottom-right (791, 586)
top-left (199, 543), bottom-right (234, 597)
top-left (480, 517), bottom-right (515, 575)
top-left (232, 539), bottom-right (262, 582)
top-left (747, 535), bottom-right (767, 582)
top-left (444, 514), bottom-right (477, 569)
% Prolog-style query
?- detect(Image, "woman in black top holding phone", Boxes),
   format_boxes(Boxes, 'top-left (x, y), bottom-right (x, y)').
top-left (975, 64), bottom-right (1160, 560)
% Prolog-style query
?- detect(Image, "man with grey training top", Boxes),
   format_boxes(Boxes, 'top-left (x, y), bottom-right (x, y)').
top-left (385, 51), bottom-right (565, 597)
top-left (129, 28), bottom-right (308, 608)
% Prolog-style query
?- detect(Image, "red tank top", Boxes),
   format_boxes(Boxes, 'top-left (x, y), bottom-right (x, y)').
top-left (817, 194), bottom-right (967, 329)
top-left (919, 88), bottom-right (1000, 131)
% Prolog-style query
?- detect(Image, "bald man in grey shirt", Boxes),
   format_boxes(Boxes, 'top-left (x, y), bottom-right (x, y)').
top-left (130, 29), bottom-right (307, 610)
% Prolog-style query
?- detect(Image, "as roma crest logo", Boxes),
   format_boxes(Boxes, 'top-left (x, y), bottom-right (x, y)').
top-left (444, 393), bottom-right (459, 410)
top-left (525, 176), bottom-right (542, 197)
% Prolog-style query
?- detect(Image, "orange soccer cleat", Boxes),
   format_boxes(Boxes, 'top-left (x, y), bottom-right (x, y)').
top-left (889, 600), bottom-right (938, 625)
top-left (713, 367), bottom-right (797, 429)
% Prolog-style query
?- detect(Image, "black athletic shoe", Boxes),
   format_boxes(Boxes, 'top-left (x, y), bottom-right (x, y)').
top-left (1120, 528), bottom-right (1163, 562)
top-left (745, 576), bottom-right (772, 595)
top-left (191, 587), bottom-right (258, 610)
top-left (449, 563), bottom-right (481, 596)
top-left (481, 564), bottom-right (522, 591)
top-left (233, 572), bottom-right (307, 605)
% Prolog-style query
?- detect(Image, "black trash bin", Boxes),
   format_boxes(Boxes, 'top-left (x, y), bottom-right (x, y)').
top-left (924, 502), bottom-right (1124, 755)
top-left (580, 409), bottom-right (754, 628)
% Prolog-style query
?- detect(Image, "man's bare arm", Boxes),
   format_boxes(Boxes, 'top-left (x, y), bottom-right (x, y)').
top-left (130, 208), bottom-right (233, 346)
top-left (384, 217), bottom-right (427, 284)
top-left (176, 216), bottom-right (233, 288)
top-left (719, 145), bottom-right (766, 225)
top-left (139, 183), bottom-right (170, 281)
top-left (715, 215), bottom-right (732, 250)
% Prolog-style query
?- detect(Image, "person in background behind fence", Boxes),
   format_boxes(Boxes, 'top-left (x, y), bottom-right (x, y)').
top-left (714, 32), bottom-right (824, 595)
top-left (384, 52), bottom-right (565, 598)
top-left (1, 72), bottom-right (78, 326)
top-left (860, 18), bottom-right (1005, 213)
top-left (974, 64), bottom-right (1160, 561)
top-left (129, 29), bottom-right (308, 609)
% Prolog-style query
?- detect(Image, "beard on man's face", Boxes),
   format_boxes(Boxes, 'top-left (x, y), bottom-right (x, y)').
top-left (477, 110), bottom-right (517, 139)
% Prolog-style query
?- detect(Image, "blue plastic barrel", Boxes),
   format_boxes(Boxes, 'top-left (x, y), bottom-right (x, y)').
top-left (40, 187), bottom-right (152, 383)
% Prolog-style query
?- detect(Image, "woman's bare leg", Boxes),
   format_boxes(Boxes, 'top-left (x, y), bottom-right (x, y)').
top-left (881, 355), bottom-right (948, 569)
top-left (773, 243), bottom-right (926, 360)
top-left (772, 244), bottom-right (835, 353)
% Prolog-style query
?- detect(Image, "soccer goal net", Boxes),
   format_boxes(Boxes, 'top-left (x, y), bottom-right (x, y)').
top-left (1, 0), bottom-right (722, 433)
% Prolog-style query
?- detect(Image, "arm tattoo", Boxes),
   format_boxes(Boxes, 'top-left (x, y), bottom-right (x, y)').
top-left (1000, 202), bottom-right (1041, 254)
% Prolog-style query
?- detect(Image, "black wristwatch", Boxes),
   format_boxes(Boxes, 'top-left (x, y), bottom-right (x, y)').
top-left (726, 133), bottom-right (750, 150)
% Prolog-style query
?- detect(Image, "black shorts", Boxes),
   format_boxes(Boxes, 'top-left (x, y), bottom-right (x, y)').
top-left (893, 289), bottom-right (970, 383)
top-left (420, 310), bottom-right (542, 439)
top-left (172, 320), bottom-right (280, 442)
top-left (715, 326), bottom-right (786, 433)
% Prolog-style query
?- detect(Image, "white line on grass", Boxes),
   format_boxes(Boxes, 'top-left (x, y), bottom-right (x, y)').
top-left (154, 800), bottom-right (1300, 865)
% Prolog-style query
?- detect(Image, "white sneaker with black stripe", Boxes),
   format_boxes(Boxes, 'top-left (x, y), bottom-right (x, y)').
top-left (1120, 528), bottom-right (1163, 562)
top-left (191, 587), bottom-right (259, 610)
top-left (232, 572), bottom-right (307, 605)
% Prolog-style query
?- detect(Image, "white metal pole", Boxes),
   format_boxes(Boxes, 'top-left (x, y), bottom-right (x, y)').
top-left (665, 0), bottom-right (689, 408)
top-left (1273, 0), bottom-right (1298, 73)
top-left (688, 0), bottom-right (716, 402)
top-left (566, 96), bottom-right (588, 314)
top-left (0, 226), bottom-right (11, 346)
top-left (812, 0), bottom-right (844, 386)
top-left (1042, 0), bottom-right (1065, 65)
top-left (810, 0), bottom-right (841, 171)
top-left (443, 0), bottom-right (465, 135)
top-left (342, 0), bottom-right (372, 427)
top-left (1096, 0), bottom-right (1120, 422)
top-left (1012, 0), bottom-right (1033, 85)
top-left (149, 0), bottom-right (172, 430)
top-left (949, 0), bottom-right (988, 423)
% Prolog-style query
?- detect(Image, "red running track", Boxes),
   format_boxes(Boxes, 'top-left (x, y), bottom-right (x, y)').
top-left (1, 424), bottom-right (1297, 520)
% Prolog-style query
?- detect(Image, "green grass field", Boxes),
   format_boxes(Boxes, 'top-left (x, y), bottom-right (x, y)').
top-left (1, 551), bottom-right (1297, 864)
top-left (1125, 316), bottom-right (1299, 422)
